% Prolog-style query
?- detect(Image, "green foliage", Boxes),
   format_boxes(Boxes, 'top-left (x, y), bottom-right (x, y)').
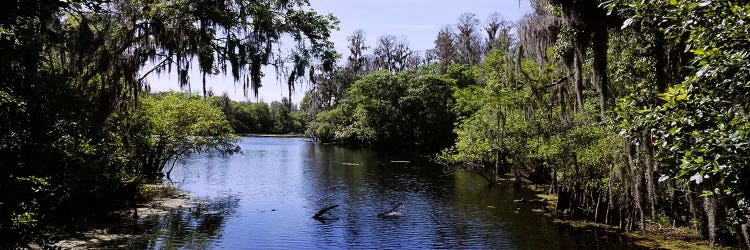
top-left (611, 0), bottom-right (750, 215)
top-left (135, 92), bottom-right (238, 179)
top-left (652, 1), bottom-right (750, 206)
top-left (213, 94), bottom-right (307, 135)
top-left (306, 69), bottom-right (456, 148)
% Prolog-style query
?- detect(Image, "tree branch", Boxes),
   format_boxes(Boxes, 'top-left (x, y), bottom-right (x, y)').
top-left (532, 73), bottom-right (573, 93)
top-left (139, 57), bottom-right (174, 82)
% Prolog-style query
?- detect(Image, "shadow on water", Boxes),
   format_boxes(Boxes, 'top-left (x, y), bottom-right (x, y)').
top-left (92, 195), bottom-right (240, 249)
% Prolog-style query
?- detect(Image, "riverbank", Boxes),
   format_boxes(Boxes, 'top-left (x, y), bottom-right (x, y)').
top-left (522, 184), bottom-right (725, 250)
top-left (46, 184), bottom-right (194, 249)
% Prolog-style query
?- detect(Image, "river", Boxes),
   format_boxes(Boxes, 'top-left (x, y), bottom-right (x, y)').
top-left (134, 136), bottom-right (642, 249)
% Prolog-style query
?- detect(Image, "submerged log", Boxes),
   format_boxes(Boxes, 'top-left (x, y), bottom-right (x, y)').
top-left (313, 205), bottom-right (339, 220)
top-left (377, 203), bottom-right (403, 217)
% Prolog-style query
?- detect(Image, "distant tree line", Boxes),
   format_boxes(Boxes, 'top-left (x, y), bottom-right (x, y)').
top-left (211, 94), bottom-right (306, 135)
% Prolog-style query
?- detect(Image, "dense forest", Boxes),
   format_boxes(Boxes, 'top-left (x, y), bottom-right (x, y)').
top-left (303, 0), bottom-right (750, 248)
top-left (2, 0), bottom-right (749, 248)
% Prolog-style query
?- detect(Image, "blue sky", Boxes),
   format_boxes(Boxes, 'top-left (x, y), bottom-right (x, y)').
top-left (148, 0), bottom-right (532, 104)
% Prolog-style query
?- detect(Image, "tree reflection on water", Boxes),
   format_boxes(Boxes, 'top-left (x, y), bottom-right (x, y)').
top-left (129, 195), bottom-right (240, 249)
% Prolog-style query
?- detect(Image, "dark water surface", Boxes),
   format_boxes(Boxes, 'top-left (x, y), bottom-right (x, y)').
top-left (142, 136), bottom-right (639, 249)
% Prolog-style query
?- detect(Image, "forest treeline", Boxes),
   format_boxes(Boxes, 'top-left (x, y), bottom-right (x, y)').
top-left (212, 94), bottom-right (306, 135)
top-left (303, 0), bottom-right (750, 247)
top-left (0, 0), bottom-right (335, 247)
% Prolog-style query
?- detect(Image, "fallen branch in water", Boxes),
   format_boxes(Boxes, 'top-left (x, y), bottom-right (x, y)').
top-left (476, 171), bottom-right (498, 186)
top-left (313, 205), bottom-right (339, 220)
top-left (377, 203), bottom-right (403, 217)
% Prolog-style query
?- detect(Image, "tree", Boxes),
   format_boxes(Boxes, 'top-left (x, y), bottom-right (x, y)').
top-left (519, 1), bottom-right (562, 66)
top-left (347, 30), bottom-right (369, 75)
top-left (455, 13), bottom-right (484, 65)
top-left (270, 98), bottom-right (294, 133)
top-left (434, 26), bottom-right (457, 66)
top-left (135, 92), bottom-right (238, 180)
top-left (485, 13), bottom-right (514, 53)
top-left (373, 35), bottom-right (413, 73)
top-left (306, 67), bottom-right (455, 148)
top-left (549, 0), bottom-right (612, 115)
top-left (612, 0), bottom-right (750, 245)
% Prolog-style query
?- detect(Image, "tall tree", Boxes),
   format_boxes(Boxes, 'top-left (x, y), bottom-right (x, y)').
top-left (455, 13), bottom-right (484, 65)
top-left (434, 26), bottom-right (457, 66)
top-left (519, 0), bottom-right (562, 66)
top-left (347, 30), bottom-right (369, 75)
top-left (485, 13), bottom-right (514, 53)
top-left (373, 35), bottom-right (412, 72)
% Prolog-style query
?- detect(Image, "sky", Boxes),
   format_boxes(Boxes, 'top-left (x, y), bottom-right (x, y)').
top-left (147, 0), bottom-right (532, 105)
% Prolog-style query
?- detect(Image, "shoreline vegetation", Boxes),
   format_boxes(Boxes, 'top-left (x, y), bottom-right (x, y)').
top-left (508, 178), bottom-right (722, 250)
top-left (471, 174), bottom-right (725, 250)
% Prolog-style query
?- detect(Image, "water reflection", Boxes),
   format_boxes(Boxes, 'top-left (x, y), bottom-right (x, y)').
top-left (129, 195), bottom-right (239, 249)
top-left (158, 137), bottom-right (645, 249)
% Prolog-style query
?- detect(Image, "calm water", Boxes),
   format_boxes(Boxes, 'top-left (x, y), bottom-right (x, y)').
top-left (138, 137), bottom-right (640, 249)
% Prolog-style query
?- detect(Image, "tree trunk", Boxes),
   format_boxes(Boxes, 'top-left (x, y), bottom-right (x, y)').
top-left (704, 196), bottom-right (718, 247)
top-left (621, 156), bottom-right (630, 230)
top-left (628, 141), bottom-right (646, 231)
top-left (643, 133), bottom-right (658, 221)
top-left (202, 71), bottom-right (208, 97)
top-left (573, 47), bottom-right (584, 112)
top-left (595, 191), bottom-right (601, 222)
top-left (592, 27), bottom-right (609, 116)
top-left (559, 83), bottom-right (567, 121)
top-left (740, 219), bottom-right (750, 249)
top-left (494, 149), bottom-right (501, 180)
top-left (606, 164), bottom-right (614, 225)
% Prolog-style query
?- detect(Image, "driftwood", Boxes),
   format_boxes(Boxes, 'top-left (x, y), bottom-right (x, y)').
top-left (377, 203), bottom-right (403, 217)
top-left (313, 205), bottom-right (339, 220)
